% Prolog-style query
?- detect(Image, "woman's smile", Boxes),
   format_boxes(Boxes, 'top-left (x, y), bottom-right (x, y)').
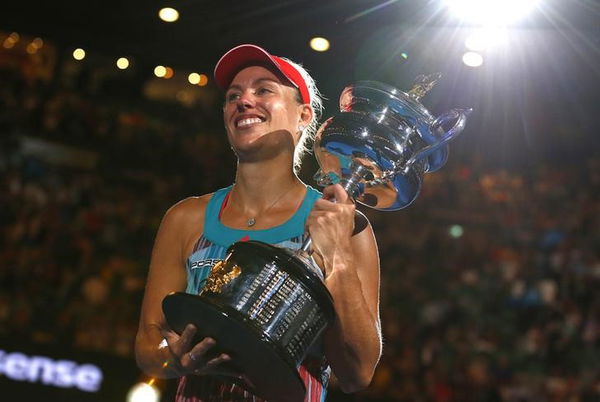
top-left (234, 114), bottom-right (266, 129)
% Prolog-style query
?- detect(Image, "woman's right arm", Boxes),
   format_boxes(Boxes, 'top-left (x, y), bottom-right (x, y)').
top-left (135, 197), bottom-right (220, 378)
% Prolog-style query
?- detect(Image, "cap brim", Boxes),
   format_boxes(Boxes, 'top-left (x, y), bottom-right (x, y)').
top-left (214, 44), bottom-right (298, 91)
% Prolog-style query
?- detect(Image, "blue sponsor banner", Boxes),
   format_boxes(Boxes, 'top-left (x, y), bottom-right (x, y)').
top-left (0, 340), bottom-right (175, 401)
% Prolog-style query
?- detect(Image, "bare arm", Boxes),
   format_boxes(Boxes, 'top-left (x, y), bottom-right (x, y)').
top-left (135, 196), bottom-right (232, 378)
top-left (307, 185), bottom-right (382, 393)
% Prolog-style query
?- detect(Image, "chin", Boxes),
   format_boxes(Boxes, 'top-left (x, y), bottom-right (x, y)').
top-left (229, 129), bottom-right (296, 158)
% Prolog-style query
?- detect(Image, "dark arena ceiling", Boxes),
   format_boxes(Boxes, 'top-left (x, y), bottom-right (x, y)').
top-left (1, 1), bottom-right (598, 75)
top-left (1, 0), bottom-right (599, 164)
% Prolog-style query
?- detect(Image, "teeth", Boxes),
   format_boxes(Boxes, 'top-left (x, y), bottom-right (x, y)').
top-left (236, 117), bottom-right (262, 128)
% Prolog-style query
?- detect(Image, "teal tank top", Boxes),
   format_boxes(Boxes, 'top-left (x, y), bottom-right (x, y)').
top-left (185, 184), bottom-right (322, 294)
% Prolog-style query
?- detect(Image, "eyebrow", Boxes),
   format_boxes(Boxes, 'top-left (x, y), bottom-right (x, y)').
top-left (226, 77), bottom-right (282, 92)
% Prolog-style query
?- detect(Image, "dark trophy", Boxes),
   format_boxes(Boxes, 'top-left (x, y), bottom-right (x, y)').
top-left (162, 74), bottom-right (471, 401)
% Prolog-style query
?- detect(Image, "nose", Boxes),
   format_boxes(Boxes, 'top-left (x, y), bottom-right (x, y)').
top-left (236, 90), bottom-right (255, 112)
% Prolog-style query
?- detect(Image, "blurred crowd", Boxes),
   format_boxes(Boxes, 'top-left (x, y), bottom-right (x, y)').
top-left (1, 64), bottom-right (598, 402)
top-left (364, 157), bottom-right (599, 402)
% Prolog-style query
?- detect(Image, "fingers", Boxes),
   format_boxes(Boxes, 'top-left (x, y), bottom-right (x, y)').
top-left (322, 184), bottom-right (350, 203)
top-left (178, 324), bottom-right (197, 351)
top-left (160, 327), bottom-right (180, 344)
top-left (313, 185), bottom-right (355, 215)
top-left (190, 348), bottom-right (239, 378)
top-left (315, 185), bottom-right (354, 215)
top-left (203, 353), bottom-right (232, 371)
top-left (161, 323), bottom-right (197, 359)
top-left (182, 337), bottom-right (216, 369)
top-left (161, 325), bottom-right (238, 377)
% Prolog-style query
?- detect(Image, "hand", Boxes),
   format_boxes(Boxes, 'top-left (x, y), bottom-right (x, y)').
top-left (306, 184), bottom-right (355, 276)
top-left (162, 324), bottom-right (240, 377)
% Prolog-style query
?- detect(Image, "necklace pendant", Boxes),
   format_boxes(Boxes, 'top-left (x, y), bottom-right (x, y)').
top-left (247, 217), bottom-right (256, 227)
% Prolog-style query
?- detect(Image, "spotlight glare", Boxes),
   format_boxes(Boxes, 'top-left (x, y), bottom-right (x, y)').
top-left (154, 65), bottom-right (167, 78)
top-left (310, 37), bottom-right (330, 52)
top-left (3, 38), bottom-right (15, 49)
top-left (449, 224), bottom-right (464, 238)
top-left (26, 43), bottom-right (38, 54)
top-left (73, 48), bottom-right (86, 60)
top-left (164, 67), bottom-right (174, 79)
top-left (465, 27), bottom-right (506, 51)
top-left (462, 51), bottom-right (483, 67)
top-left (188, 73), bottom-right (200, 85)
top-left (32, 37), bottom-right (44, 48)
top-left (444, 0), bottom-right (540, 25)
top-left (197, 74), bottom-right (208, 86)
top-left (159, 7), bottom-right (179, 22)
top-left (117, 57), bottom-right (130, 70)
top-left (3, 32), bottom-right (19, 49)
top-left (126, 382), bottom-right (160, 402)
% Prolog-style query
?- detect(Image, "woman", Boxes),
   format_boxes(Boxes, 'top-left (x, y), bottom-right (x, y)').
top-left (135, 44), bottom-right (382, 401)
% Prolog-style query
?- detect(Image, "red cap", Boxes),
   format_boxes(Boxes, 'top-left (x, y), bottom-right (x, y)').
top-left (214, 44), bottom-right (311, 104)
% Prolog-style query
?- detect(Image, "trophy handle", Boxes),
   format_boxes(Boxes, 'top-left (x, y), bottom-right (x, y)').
top-left (401, 108), bottom-right (472, 174)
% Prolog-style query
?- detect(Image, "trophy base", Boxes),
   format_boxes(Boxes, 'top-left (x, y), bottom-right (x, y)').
top-left (163, 292), bottom-right (305, 402)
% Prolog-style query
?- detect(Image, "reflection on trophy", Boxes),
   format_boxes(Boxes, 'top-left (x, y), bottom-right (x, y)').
top-left (314, 74), bottom-right (471, 211)
top-left (162, 74), bottom-right (472, 402)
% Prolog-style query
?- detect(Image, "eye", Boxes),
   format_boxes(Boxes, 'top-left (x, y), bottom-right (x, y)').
top-left (226, 92), bottom-right (240, 102)
top-left (256, 87), bottom-right (273, 96)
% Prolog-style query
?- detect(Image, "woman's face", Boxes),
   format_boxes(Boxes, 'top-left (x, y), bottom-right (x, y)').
top-left (223, 65), bottom-right (309, 159)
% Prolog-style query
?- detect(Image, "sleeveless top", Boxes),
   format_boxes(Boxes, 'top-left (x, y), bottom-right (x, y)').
top-left (176, 185), bottom-right (331, 402)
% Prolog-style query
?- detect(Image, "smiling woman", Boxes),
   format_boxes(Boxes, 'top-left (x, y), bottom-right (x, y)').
top-left (134, 44), bottom-right (383, 401)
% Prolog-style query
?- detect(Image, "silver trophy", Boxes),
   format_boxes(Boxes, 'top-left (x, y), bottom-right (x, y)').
top-left (313, 73), bottom-right (471, 211)
top-left (163, 74), bottom-right (471, 402)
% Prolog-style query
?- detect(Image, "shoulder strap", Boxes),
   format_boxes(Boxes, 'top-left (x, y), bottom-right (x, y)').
top-left (203, 185), bottom-right (233, 237)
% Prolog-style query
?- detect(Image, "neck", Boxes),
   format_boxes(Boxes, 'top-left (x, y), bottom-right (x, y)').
top-left (231, 154), bottom-right (304, 216)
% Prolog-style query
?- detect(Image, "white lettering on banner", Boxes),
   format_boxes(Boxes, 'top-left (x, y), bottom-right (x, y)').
top-left (0, 350), bottom-right (103, 392)
top-left (76, 364), bottom-right (103, 392)
top-left (4, 352), bottom-right (29, 380)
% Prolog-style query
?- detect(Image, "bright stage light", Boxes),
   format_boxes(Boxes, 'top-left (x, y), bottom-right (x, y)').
top-left (444, 0), bottom-right (540, 25)
top-left (117, 57), bottom-right (130, 69)
top-left (188, 73), bottom-right (200, 85)
top-left (126, 382), bottom-right (160, 402)
top-left (26, 43), bottom-right (38, 54)
top-left (310, 37), bottom-right (330, 52)
top-left (465, 27), bottom-right (506, 51)
top-left (197, 74), bottom-right (208, 86)
top-left (462, 52), bottom-right (483, 67)
top-left (3, 32), bottom-right (20, 49)
top-left (73, 48), bottom-right (86, 60)
top-left (159, 7), bottom-right (179, 22)
top-left (32, 37), bottom-right (44, 49)
top-left (449, 224), bottom-right (464, 238)
top-left (2, 39), bottom-right (15, 49)
top-left (154, 65), bottom-right (166, 78)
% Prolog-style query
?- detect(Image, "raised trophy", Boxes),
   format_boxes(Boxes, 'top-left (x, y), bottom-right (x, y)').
top-left (163, 74), bottom-right (471, 402)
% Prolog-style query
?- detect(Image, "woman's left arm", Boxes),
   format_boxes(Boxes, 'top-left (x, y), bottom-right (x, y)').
top-left (306, 184), bottom-right (382, 393)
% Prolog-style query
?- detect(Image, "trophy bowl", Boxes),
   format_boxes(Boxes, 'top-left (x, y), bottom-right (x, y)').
top-left (163, 74), bottom-right (471, 401)
top-left (314, 77), bottom-right (471, 210)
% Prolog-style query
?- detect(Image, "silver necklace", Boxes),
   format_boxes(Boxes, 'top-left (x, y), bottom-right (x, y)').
top-left (244, 184), bottom-right (297, 227)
